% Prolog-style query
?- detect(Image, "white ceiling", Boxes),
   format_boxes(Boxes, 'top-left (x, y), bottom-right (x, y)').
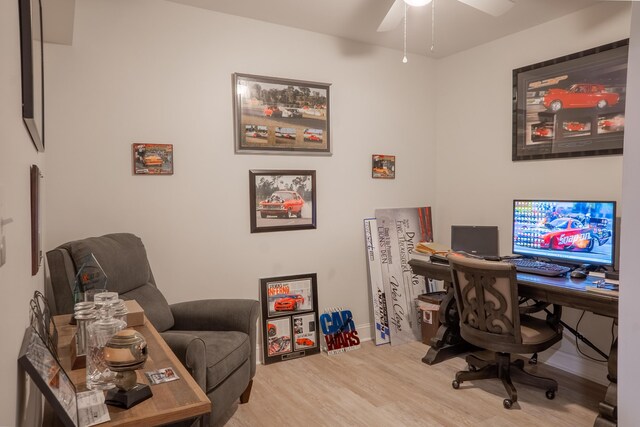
top-left (165, 0), bottom-right (617, 58)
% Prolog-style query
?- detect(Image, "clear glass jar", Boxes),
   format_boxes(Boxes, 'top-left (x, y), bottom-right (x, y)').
top-left (86, 292), bottom-right (126, 390)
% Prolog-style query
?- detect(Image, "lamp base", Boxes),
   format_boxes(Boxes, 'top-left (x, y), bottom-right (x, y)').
top-left (105, 383), bottom-right (153, 409)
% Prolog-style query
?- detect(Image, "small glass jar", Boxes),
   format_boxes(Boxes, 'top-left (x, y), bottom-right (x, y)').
top-left (112, 299), bottom-right (129, 326)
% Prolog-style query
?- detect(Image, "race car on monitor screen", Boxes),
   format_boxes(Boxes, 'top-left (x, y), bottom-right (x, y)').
top-left (516, 217), bottom-right (611, 252)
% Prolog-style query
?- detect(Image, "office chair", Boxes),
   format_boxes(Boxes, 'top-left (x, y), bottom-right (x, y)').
top-left (447, 253), bottom-right (562, 409)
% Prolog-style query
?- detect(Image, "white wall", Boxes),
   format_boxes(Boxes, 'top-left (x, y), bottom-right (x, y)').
top-left (0, 1), bottom-right (46, 425)
top-left (618, 3), bottom-right (640, 425)
top-left (44, 0), bottom-right (437, 339)
top-left (434, 2), bottom-right (630, 384)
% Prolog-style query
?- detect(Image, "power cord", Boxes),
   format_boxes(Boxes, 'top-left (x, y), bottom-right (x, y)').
top-left (573, 310), bottom-right (611, 363)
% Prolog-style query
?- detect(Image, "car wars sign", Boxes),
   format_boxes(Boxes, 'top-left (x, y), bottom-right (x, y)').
top-left (320, 308), bottom-right (360, 355)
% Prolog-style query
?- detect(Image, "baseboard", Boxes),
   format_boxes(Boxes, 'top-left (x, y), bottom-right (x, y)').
top-left (537, 347), bottom-right (608, 386)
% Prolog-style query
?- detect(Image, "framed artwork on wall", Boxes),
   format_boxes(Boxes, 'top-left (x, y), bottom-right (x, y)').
top-left (512, 39), bottom-right (628, 161)
top-left (132, 143), bottom-right (174, 175)
top-left (233, 73), bottom-right (331, 155)
top-left (372, 154), bottom-right (395, 179)
top-left (260, 273), bottom-right (320, 365)
top-left (249, 170), bottom-right (316, 233)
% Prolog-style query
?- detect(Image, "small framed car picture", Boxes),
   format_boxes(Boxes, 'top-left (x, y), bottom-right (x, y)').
top-left (260, 273), bottom-right (320, 365)
top-left (133, 143), bottom-right (174, 175)
top-left (372, 154), bottom-right (395, 179)
top-left (249, 169), bottom-right (316, 233)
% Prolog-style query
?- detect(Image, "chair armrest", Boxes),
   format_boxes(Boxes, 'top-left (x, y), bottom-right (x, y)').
top-left (169, 299), bottom-right (260, 379)
top-left (160, 331), bottom-right (207, 391)
top-left (169, 299), bottom-right (259, 333)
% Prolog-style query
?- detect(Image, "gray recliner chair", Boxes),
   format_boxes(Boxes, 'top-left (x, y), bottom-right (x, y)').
top-left (46, 233), bottom-right (259, 426)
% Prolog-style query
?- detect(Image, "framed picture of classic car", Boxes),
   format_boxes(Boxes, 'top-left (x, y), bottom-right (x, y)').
top-left (260, 273), bottom-right (320, 365)
top-left (233, 73), bottom-right (331, 155)
top-left (249, 169), bottom-right (316, 233)
top-left (372, 154), bottom-right (395, 179)
top-left (132, 143), bottom-right (174, 175)
top-left (513, 39), bottom-right (628, 161)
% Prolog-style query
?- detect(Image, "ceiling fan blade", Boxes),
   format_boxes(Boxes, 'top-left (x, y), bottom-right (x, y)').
top-left (377, 0), bottom-right (405, 32)
top-left (457, 0), bottom-right (515, 16)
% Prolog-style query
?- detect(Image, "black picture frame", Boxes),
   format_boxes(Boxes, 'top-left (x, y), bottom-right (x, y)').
top-left (260, 273), bottom-right (320, 365)
top-left (512, 39), bottom-right (628, 161)
top-left (18, 327), bottom-right (78, 427)
top-left (30, 165), bottom-right (42, 275)
top-left (249, 170), bottom-right (316, 233)
top-left (18, 0), bottom-right (45, 152)
top-left (233, 73), bottom-right (331, 155)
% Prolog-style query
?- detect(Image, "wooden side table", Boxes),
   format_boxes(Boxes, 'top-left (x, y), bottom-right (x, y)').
top-left (48, 314), bottom-right (211, 426)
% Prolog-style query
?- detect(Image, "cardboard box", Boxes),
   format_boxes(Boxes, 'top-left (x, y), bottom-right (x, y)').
top-left (124, 299), bottom-right (145, 327)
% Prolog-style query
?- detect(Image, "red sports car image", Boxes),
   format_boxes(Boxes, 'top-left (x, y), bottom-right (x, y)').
top-left (533, 127), bottom-right (551, 137)
top-left (598, 115), bottom-right (625, 132)
top-left (563, 122), bottom-right (588, 132)
top-left (303, 128), bottom-right (323, 142)
top-left (542, 83), bottom-right (620, 112)
top-left (274, 294), bottom-right (305, 311)
top-left (258, 191), bottom-right (304, 218)
top-left (296, 338), bottom-right (314, 347)
top-left (516, 217), bottom-right (611, 252)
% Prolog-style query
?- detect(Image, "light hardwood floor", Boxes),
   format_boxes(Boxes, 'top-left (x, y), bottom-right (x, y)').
top-left (220, 341), bottom-right (606, 427)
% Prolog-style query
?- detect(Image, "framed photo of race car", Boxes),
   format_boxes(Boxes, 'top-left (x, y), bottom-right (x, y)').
top-left (132, 143), bottom-right (174, 175)
top-left (260, 273), bottom-right (320, 365)
top-left (233, 73), bottom-right (331, 156)
top-left (513, 39), bottom-right (628, 161)
top-left (249, 169), bottom-right (316, 233)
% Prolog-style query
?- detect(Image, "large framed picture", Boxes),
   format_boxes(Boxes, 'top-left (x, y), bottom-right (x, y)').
top-left (512, 39), bottom-right (628, 161)
top-left (233, 73), bottom-right (331, 155)
top-left (260, 273), bottom-right (320, 365)
top-left (249, 170), bottom-right (316, 233)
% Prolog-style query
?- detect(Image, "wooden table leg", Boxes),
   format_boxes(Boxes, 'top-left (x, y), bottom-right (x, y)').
top-left (594, 334), bottom-right (617, 427)
top-left (422, 281), bottom-right (474, 365)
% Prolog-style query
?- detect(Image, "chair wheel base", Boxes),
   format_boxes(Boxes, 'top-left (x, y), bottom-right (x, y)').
top-left (503, 399), bottom-right (513, 409)
top-left (452, 380), bottom-right (460, 389)
top-left (546, 389), bottom-right (555, 400)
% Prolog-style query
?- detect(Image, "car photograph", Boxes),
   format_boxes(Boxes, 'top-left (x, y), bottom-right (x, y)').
top-left (143, 154), bottom-right (163, 166)
top-left (562, 121), bottom-right (588, 132)
top-left (303, 128), bottom-right (323, 142)
top-left (295, 337), bottom-right (315, 347)
top-left (275, 127), bottom-right (296, 139)
top-left (598, 115), bottom-right (625, 132)
top-left (274, 294), bottom-right (305, 311)
top-left (258, 190), bottom-right (305, 218)
top-left (281, 107), bottom-right (302, 118)
top-left (532, 126), bottom-right (552, 138)
top-left (542, 83), bottom-right (620, 112)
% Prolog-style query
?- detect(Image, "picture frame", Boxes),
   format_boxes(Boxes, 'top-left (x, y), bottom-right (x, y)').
top-left (30, 165), bottom-right (42, 275)
top-left (19, 0), bottom-right (45, 152)
top-left (233, 73), bottom-right (331, 155)
top-left (260, 273), bottom-right (320, 365)
top-left (132, 143), bottom-right (174, 175)
top-left (249, 170), bottom-right (316, 233)
top-left (372, 154), bottom-right (395, 179)
top-left (512, 39), bottom-right (628, 161)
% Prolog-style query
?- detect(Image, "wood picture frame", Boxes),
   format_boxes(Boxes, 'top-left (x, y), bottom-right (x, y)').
top-left (260, 273), bottom-right (320, 365)
top-left (249, 170), bottom-right (316, 233)
top-left (233, 73), bottom-right (331, 155)
top-left (19, 0), bottom-right (45, 152)
top-left (512, 39), bottom-right (628, 161)
top-left (132, 143), bottom-right (174, 175)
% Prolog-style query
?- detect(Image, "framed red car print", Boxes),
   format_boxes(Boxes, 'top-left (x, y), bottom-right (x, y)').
top-left (260, 273), bottom-right (320, 365)
top-left (513, 39), bottom-right (628, 161)
top-left (249, 170), bottom-right (316, 233)
top-left (132, 143), bottom-right (174, 175)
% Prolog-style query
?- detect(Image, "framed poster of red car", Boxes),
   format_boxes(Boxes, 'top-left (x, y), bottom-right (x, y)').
top-left (132, 143), bottom-right (174, 175)
top-left (513, 39), bottom-right (628, 161)
top-left (260, 273), bottom-right (320, 365)
top-left (249, 169), bottom-right (316, 233)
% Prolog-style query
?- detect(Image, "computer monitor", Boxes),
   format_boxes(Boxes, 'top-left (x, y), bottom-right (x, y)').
top-left (451, 225), bottom-right (499, 257)
top-left (512, 200), bottom-right (616, 267)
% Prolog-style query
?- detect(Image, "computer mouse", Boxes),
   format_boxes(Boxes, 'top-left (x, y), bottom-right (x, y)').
top-left (570, 270), bottom-right (588, 279)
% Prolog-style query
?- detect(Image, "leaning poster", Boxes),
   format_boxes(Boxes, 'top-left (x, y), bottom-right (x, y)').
top-left (374, 207), bottom-right (433, 346)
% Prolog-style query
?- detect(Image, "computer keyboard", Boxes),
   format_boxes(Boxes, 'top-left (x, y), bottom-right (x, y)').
top-left (505, 258), bottom-right (571, 277)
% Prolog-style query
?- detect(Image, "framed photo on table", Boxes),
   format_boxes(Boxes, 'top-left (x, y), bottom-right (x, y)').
top-left (233, 73), bottom-right (331, 155)
top-left (260, 273), bottom-right (320, 365)
top-left (512, 39), bottom-right (628, 161)
top-left (249, 170), bottom-right (316, 233)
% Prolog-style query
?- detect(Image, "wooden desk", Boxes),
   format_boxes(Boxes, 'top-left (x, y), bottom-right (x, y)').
top-left (51, 315), bottom-right (211, 426)
top-left (408, 254), bottom-right (618, 427)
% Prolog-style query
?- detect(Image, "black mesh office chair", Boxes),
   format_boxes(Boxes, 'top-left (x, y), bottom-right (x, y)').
top-left (447, 253), bottom-right (563, 409)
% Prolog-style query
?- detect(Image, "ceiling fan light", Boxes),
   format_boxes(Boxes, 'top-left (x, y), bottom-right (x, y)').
top-left (404, 0), bottom-right (432, 7)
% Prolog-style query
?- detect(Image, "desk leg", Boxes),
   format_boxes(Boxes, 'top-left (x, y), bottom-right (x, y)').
top-left (594, 335), bottom-right (617, 427)
top-left (422, 281), bottom-right (473, 365)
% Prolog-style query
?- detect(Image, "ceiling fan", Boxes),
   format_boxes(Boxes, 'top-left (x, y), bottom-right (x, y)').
top-left (377, 0), bottom-right (515, 32)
